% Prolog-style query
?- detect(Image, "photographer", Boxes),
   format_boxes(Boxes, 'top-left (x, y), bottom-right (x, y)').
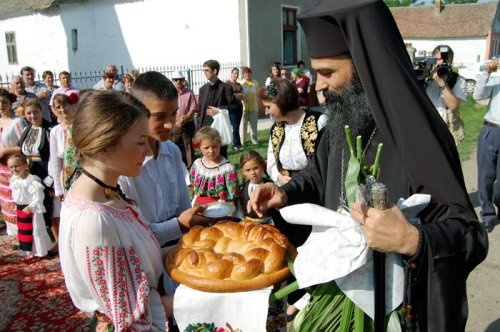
top-left (426, 45), bottom-right (467, 145)
top-left (473, 59), bottom-right (500, 232)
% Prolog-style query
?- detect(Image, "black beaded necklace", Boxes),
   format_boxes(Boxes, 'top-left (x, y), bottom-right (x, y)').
top-left (81, 168), bottom-right (123, 199)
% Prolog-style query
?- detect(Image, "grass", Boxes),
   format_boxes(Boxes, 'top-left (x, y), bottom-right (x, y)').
top-left (457, 95), bottom-right (488, 162)
top-left (197, 96), bottom-right (486, 182)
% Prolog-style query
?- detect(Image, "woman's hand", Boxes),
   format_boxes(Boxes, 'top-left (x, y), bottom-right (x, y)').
top-left (350, 202), bottom-right (420, 256)
top-left (23, 206), bottom-right (33, 214)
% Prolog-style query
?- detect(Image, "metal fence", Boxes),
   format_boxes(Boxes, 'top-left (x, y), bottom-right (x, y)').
top-left (0, 61), bottom-right (242, 94)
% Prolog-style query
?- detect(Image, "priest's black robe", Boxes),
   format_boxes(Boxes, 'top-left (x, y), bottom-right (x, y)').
top-left (282, 0), bottom-right (489, 330)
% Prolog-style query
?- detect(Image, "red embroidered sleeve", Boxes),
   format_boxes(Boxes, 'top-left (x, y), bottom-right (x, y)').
top-left (86, 245), bottom-right (153, 331)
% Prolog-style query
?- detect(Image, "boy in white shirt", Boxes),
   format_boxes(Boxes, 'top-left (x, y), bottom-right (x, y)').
top-left (119, 71), bottom-right (212, 247)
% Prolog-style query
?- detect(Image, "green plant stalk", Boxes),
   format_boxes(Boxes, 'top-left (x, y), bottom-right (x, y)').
top-left (345, 125), bottom-right (356, 157)
top-left (370, 143), bottom-right (384, 179)
top-left (269, 280), bottom-right (298, 304)
top-left (339, 295), bottom-right (354, 331)
top-left (354, 305), bottom-right (366, 331)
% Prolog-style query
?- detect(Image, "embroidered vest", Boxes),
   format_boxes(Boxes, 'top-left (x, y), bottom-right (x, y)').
top-left (270, 109), bottom-right (322, 176)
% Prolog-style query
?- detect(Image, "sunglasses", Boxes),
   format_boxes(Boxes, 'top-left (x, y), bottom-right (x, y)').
top-left (172, 78), bottom-right (184, 82)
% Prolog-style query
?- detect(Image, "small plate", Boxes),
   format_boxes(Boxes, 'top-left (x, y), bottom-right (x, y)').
top-left (202, 201), bottom-right (235, 218)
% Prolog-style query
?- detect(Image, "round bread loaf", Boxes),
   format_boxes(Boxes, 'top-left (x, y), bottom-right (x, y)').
top-left (165, 220), bottom-right (296, 292)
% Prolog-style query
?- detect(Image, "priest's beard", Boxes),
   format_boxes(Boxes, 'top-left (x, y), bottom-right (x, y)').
top-left (324, 75), bottom-right (376, 155)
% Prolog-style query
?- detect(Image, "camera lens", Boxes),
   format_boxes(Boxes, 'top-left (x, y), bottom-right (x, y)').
top-left (437, 65), bottom-right (451, 78)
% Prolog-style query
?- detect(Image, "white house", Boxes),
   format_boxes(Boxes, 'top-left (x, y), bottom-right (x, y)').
top-left (0, 0), bottom-right (312, 89)
top-left (390, 0), bottom-right (500, 67)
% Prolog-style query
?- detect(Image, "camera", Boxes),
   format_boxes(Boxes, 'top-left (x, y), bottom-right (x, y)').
top-left (436, 63), bottom-right (453, 78)
top-left (436, 46), bottom-right (452, 79)
top-left (413, 55), bottom-right (436, 87)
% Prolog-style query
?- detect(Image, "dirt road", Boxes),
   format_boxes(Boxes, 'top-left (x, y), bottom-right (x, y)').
top-left (463, 150), bottom-right (500, 332)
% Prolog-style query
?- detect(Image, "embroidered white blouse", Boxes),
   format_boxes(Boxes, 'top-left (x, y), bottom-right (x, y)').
top-left (267, 114), bottom-right (327, 184)
top-left (10, 174), bottom-right (45, 212)
top-left (59, 194), bottom-right (168, 331)
top-left (0, 116), bottom-right (25, 148)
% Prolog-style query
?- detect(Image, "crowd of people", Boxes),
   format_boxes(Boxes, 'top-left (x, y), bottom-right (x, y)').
top-left (0, 0), bottom-right (496, 330)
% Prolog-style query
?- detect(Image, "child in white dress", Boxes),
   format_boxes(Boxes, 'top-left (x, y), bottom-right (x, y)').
top-left (8, 154), bottom-right (51, 260)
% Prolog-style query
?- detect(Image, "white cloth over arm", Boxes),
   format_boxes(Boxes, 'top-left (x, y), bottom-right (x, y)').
top-left (280, 194), bottom-right (430, 319)
top-left (59, 195), bottom-right (167, 331)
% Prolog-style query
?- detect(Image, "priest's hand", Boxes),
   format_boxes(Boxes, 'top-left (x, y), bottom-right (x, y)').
top-left (247, 182), bottom-right (287, 217)
top-left (350, 202), bottom-right (420, 256)
top-left (178, 206), bottom-right (213, 231)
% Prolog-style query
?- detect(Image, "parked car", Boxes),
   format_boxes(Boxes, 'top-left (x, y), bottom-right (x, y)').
top-left (458, 58), bottom-right (500, 94)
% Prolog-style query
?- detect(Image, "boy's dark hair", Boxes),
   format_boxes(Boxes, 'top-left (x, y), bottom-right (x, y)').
top-left (239, 150), bottom-right (265, 169)
top-left (203, 60), bottom-right (220, 75)
top-left (297, 60), bottom-right (306, 67)
top-left (131, 71), bottom-right (177, 102)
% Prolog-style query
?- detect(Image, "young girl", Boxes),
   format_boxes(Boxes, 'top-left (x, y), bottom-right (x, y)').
top-left (48, 93), bottom-right (78, 255)
top-left (59, 90), bottom-right (172, 331)
top-left (18, 99), bottom-right (54, 236)
top-left (190, 127), bottom-right (239, 205)
top-left (238, 150), bottom-right (273, 222)
top-left (8, 154), bottom-right (51, 260)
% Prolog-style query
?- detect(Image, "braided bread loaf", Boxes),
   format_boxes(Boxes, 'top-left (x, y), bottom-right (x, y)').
top-left (165, 220), bottom-right (296, 292)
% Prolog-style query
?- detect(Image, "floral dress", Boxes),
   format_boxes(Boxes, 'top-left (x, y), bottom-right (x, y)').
top-left (189, 157), bottom-right (239, 204)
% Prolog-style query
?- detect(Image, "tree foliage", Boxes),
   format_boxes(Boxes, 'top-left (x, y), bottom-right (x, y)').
top-left (384, 0), bottom-right (416, 7)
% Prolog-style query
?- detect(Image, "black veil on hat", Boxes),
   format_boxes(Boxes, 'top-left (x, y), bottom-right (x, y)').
top-left (298, 0), bottom-right (472, 215)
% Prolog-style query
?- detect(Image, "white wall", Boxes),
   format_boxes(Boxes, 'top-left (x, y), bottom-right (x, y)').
top-left (0, 0), bottom-right (242, 76)
top-left (0, 10), bottom-right (68, 77)
top-left (404, 37), bottom-right (487, 67)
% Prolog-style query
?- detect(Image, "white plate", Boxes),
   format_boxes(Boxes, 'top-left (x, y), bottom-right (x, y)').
top-left (202, 201), bottom-right (235, 218)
